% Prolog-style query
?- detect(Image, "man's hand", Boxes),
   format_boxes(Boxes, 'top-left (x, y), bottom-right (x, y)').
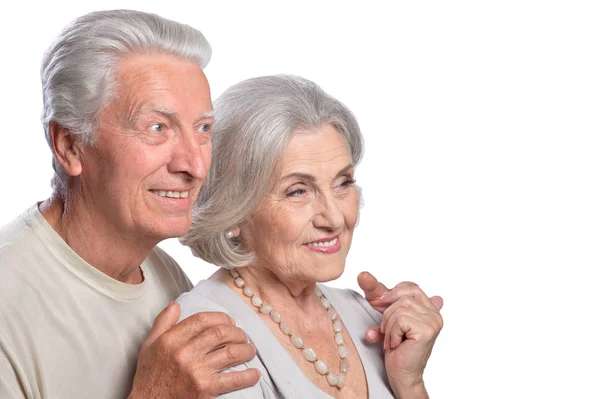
top-left (358, 273), bottom-right (443, 398)
top-left (128, 302), bottom-right (260, 399)
top-left (358, 272), bottom-right (443, 343)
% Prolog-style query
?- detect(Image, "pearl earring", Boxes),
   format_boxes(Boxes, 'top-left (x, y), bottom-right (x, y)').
top-left (225, 230), bottom-right (235, 239)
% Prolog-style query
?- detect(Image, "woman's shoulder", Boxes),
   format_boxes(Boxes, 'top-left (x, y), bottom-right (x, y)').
top-left (176, 280), bottom-right (234, 322)
top-left (318, 284), bottom-right (383, 325)
top-left (317, 284), bottom-right (365, 305)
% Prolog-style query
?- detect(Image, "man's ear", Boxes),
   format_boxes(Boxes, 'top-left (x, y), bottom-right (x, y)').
top-left (49, 121), bottom-right (83, 177)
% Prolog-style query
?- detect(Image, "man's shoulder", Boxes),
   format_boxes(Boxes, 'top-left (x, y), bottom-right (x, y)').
top-left (0, 207), bottom-right (44, 292)
top-left (146, 246), bottom-right (193, 292)
top-left (0, 207), bottom-right (36, 258)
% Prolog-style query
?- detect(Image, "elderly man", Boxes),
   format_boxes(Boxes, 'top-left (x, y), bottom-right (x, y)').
top-left (0, 10), bottom-right (259, 398)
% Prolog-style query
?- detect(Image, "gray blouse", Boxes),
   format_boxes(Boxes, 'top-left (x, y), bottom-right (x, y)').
top-left (177, 280), bottom-right (395, 398)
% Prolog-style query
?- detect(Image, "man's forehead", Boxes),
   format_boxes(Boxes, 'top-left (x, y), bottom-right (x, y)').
top-left (135, 106), bottom-right (215, 119)
top-left (106, 53), bottom-right (213, 122)
top-left (114, 52), bottom-right (209, 94)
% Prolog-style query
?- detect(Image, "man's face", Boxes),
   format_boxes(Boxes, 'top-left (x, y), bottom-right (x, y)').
top-left (77, 52), bottom-right (213, 243)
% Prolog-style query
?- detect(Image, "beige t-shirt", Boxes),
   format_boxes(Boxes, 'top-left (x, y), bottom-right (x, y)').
top-left (0, 205), bottom-right (192, 398)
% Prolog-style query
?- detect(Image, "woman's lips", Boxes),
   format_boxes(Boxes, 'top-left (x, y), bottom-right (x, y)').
top-left (303, 236), bottom-right (342, 254)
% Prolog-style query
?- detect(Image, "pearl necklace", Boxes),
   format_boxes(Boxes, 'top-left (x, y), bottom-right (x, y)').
top-left (229, 268), bottom-right (349, 388)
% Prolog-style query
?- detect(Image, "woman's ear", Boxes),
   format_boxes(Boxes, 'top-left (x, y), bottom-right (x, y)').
top-left (226, 226), bottom-right (241, 239)
top-left (49, 121), bottom-right (83, 177)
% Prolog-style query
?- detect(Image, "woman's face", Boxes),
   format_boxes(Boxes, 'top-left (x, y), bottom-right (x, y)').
top-left (241, 124), bottom-right (359, 284)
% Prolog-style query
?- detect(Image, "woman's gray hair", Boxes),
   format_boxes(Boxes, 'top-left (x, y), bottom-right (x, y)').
top-left (41, 9), bottom-right (212, 195)
top-left (181, 75), bottom-right (364, 269)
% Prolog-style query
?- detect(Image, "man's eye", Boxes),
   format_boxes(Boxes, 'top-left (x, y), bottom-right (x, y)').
top-left (198, 124), bottom-right (211, 133)
top-left (150, 123), bottom-right (165, 132)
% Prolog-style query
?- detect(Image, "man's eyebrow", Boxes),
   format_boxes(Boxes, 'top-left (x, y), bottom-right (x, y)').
top-left (125, 105), bottom-right (175, 125)
top-left (280, 164), bottom-right (354, 183)
top-left (197, 110), bottom-right (215, 120)
top-left (126, 106), bottom-right (214, 125)
top-left (194, 110), bottom-right (215, 125)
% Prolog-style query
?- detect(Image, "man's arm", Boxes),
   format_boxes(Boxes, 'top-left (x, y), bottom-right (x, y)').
top-left (357, 273), bottom-right (443, 399)
top-left (128, 302), bottom-right (260, 399)
top-left (358, 272), bottom-right (443, 342)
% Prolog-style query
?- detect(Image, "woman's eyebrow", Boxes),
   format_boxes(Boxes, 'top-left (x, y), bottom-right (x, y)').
top-left (280, 164), bottom-right (354, 182)
top-left (280, 172), bottom-right (316, 182)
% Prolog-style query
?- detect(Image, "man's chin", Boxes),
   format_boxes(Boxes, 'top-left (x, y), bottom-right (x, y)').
top-left (146, 221), bottom-right (192, 242)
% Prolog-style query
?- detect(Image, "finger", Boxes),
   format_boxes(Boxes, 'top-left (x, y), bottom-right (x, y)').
top-left (385, 311), bottom-right (425, 350)
top-left (430, 295), bottom-right (444, 311)
top-left (387, 312), bottom-right (404, 350)
top-left (386, 311), bottom-right (441, 350)
top-left (382, 302), bottom-right (440, 344)
top-left (169, 311), bottom-right (236, 343)
top-left (381, 296), bottom-right (431, 333)
top-left (144, 302), bottom-right (180, 346)
top-left (388, 313), bottom-right (414, 350)
top-left (194, 325), bottom-right (250, 355)
top-left (384, 305), bottom-right (407, 351)
top-left (357, 272), bottom-right (389, 301)
top-left (210, 368), bottom-right (261, 395)
top-left (205, 342), bottom-right (257, 371)
top-left (381, 297), bottom-right (410, 333)
top-left (375, 282), bottom-right (438, 311)
top-left (384, 308), bottom-right (409, 351)
top-left (365, 327), bottom-right (384, 343)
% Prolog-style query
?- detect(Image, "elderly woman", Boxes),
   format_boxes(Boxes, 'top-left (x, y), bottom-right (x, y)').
top-left (177, 75), bottom-right (443, 398)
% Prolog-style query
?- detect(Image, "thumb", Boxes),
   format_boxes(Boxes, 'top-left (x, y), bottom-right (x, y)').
top-left (357, 272), bottom-right (389, 301)
top-left (365, 327), bottom-right (385, 343)
top-left (144, 301), bottom-right (181, 345)
top-left (430, 296), bottom-right (444, 311)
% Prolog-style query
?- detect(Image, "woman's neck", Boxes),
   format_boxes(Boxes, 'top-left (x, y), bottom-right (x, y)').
top-left (215, 265), bottom-right (323, 316)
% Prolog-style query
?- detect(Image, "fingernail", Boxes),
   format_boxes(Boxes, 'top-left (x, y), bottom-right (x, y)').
top-left (367, 329), bottom-right (378, 341)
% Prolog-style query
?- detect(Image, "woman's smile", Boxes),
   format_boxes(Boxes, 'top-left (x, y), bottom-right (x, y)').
top-left (303, 235), bottom-right (342, 254)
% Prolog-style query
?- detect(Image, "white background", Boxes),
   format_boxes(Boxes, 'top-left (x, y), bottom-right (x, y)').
top-left (1, 1), bottom-right (599, 398)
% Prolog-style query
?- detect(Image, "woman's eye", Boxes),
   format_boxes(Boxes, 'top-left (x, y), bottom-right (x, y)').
top-left (198, 124), bottom-right (211, 133)
top-left (340, 178), bottom-right (356, 187)
top-left (287, 188), bottom-right (306, 197)
top-left (150, 123), bottom-right (165, 132)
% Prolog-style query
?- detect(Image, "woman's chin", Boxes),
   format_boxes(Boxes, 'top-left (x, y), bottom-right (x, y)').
top-left (312, 262), bottom-right (346, 283)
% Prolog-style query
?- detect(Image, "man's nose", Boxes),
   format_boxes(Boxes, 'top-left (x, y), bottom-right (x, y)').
top-left (168, 130), bottom-right (211, 180)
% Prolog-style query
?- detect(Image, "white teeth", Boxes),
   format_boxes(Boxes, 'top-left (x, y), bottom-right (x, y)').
top-left (153, 190), bottom-right (189, 198)
top-left (308, 238), bottom-right (338, 247)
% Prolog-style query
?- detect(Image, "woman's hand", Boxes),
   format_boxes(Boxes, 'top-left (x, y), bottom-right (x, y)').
top-left (358, 273), bottom-right (443, 398)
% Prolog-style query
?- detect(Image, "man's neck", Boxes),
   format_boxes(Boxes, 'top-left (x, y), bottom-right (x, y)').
top-left (39, 195), bottom-right (155, 284)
